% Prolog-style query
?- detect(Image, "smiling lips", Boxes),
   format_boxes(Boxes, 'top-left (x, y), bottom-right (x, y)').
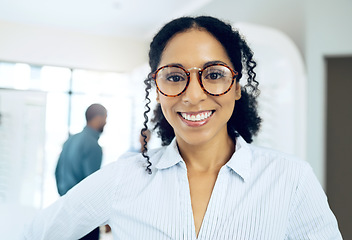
top-left (179, 110), bottom-right (213, 123)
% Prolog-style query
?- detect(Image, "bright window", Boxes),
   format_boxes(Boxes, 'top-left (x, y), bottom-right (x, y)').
top-left (0, 61), bottom-right (145, 208)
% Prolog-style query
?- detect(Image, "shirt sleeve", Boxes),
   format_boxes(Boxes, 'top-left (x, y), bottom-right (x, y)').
top-left (22, 161), bottom-right (119, 240)
top-left (286, 163), bottom-right (343, 239)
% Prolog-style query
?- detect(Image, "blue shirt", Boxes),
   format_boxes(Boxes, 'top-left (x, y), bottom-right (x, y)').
top-left (25, 136), bottom-right (341, 239)
top-left (55, 126), bottom-right (102, 196)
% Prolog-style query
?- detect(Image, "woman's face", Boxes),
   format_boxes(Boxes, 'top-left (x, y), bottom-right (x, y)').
top-left (156, 29), bottom-right (241, 147)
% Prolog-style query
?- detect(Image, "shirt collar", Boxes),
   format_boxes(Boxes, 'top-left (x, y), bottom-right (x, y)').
top-left (155, 138), bottom-right (184, 170)
top-left (155, 136), bottom-right (252, 182)
top-left (225, 136), bottom-right (252, 182)
top-left (83, 125), bottom-right (101, 140)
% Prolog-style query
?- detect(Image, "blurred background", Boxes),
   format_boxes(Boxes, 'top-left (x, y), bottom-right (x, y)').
top-left (0, 0), bottom-right (351, 239)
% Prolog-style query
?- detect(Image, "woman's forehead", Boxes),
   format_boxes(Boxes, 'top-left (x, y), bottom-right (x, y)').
top-left (159, 29), bottom-right (232, 69)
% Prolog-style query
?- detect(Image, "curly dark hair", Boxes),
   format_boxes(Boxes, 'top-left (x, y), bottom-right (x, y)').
top-left (141, 16), bottom-right (262, 174)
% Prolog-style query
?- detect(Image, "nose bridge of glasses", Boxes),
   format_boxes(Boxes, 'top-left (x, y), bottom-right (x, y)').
top-left (184, 67), bottom-right (207, 97)
top-left (186, 66), bottom-right (202, 72)
top-left (186, 67), bottom-right (202, 82)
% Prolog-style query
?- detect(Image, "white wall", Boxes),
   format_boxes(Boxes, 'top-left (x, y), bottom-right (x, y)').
top-left (305, 0), bottom-right (352, 186)
top-left (233, 22), bottom-right (307, 162)
top-left (0, 20), bottom-right (149, 72)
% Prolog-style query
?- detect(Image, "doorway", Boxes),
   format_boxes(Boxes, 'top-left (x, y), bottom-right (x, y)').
top-left (326, 56), bottom-right (352, 239)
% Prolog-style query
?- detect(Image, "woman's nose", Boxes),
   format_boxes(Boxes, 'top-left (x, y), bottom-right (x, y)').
top-left (181, 72), bottom-right (207, 104)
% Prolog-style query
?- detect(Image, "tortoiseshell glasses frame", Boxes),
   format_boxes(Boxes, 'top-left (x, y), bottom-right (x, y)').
top-left (152, 63), bottom-right (238, 97)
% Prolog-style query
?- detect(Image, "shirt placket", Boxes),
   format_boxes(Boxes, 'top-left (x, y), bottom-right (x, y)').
top-left (178, 161), bottom-right (197, 240)
top-left (196, 167), bottom-right (227, 239)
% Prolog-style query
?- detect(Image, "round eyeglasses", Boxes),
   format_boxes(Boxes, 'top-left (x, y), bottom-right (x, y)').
top-left (152, 63), bottom-right (238, 97)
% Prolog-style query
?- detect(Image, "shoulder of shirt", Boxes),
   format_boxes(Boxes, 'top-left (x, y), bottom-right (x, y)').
top-left (93, 146), bottom-right (168, 190)
top-left (247, 142), bottom-right (311, 171)
top-left (101, 146), bottom-right (167, 172)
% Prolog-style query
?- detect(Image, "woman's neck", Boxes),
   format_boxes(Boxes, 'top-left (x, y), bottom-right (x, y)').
top-left (177, 134), bottom-right (236, 173)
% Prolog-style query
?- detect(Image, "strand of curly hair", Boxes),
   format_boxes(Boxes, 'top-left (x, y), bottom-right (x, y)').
top-left (141, 76), bottom-right (153, 174)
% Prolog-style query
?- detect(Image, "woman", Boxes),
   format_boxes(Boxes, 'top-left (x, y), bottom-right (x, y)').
top-left (23, 16), bottom-right (342, 240)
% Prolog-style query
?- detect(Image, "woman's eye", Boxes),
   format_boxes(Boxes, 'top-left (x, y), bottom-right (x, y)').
top-left (206, 71), bottom-right (224, 80)
top-left (166, 74), bottom-right (184, 82)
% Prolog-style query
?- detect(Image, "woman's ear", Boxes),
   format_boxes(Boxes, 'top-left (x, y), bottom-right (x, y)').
top-left (235, 83), bottom-right (241, 100)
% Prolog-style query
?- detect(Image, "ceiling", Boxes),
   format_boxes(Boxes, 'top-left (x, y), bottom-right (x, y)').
top-left (0, 0), bottom-right (213, 39)
top-left (0, 0), bottom-right (307, 59)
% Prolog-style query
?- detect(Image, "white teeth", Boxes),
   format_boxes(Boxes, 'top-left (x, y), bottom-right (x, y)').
top-left (181, 111), bottom-right (213, 122)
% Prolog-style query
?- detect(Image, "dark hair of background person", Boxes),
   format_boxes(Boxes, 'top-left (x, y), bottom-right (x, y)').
top-left (141, 16), bottom-right (262, 174)
top-left (85, 103), bottom-right (107, 123)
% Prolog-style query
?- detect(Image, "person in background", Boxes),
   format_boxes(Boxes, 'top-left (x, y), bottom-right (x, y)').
top-left (55, 103), bottom-right (107, 240)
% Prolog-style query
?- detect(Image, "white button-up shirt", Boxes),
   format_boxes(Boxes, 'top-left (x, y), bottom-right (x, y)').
top-left (23, 136), bottom-right (342, 239)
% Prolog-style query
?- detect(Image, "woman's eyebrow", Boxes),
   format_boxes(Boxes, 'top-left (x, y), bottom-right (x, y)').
top-left (164, 63), bottom-right (184, 68)
top-left (203, 60), bottom-right (228, 67)
top-left (161, 60), bottom-right (229, 69)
